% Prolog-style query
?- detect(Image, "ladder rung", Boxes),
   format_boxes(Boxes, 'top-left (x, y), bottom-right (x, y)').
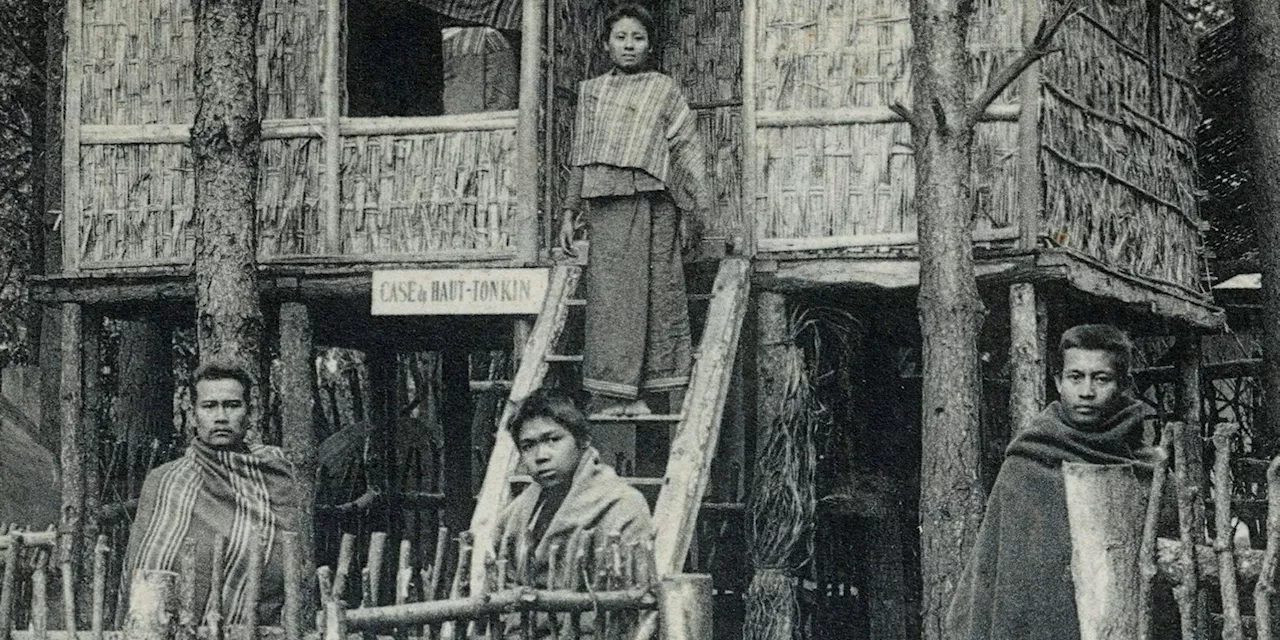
top-left (588, 413), bottom-right (684, 423)
top-left (544, 354), bottom-right (584, 363)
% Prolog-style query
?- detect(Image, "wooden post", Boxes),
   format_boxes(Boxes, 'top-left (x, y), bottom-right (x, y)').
top-left (1174, 338), bottom-right (1209, 637)
top-left (658, 574), bottom-right (713, 640)
top-left (62, 0), bottom-right (83, 273)
top-left (60, 304), bottom-right (101, 628)
top-left (515, 0), bottom-right (546, 263)
top-left (0, 533), bottom-right (21, 640)
top-left (1008, 282), bottom-right (1046, 434)
top-left (1063, 462), bottom-right (1146, 640)
top-left (1255, 455), bottom-right (1280, 640)
top-left (1176, 336), bottom-right (1203, 432)
top-left (1172, 422), bottom-right (1209, 640)
top-left (278, 302), bottom-right (318, 624)
top-left (1138, 428), bottom-right (1173, 640)
top-left (741, 0), bottom-right (758, 254)
top-left (123, 571), bottom-right (178, 640)
top-left (1016, 0), bottom-right (1044, 251)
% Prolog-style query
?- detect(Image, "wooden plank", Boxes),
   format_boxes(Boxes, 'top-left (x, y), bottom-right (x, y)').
top-left (322, 0), bottom-right (341, 254)
top-left (61, 0), bottom-right (83, 273)
top-left (757, 257), bottom-right (1027, 291)
top-left (756, 104), bottom-right (1020, 128)
top-left (652, 257), bottom-right (751, 572)
top-left (1036, 250), bottom-right (1223, 330)
top-left (341, 114), bottom-right (518, 136)
top-left (468, 265), bottom-right (581, 591)
top-left (514, 0), bottom-right (545, 263)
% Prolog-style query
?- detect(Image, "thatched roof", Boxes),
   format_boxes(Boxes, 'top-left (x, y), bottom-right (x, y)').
top-left (1195, 19), bottom-right (1256, 279)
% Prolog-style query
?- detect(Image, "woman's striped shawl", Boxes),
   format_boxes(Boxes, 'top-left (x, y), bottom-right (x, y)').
top-left (124, 440), bottom-right (298, 625)
top-left (570, 71), bottom-right (710, 212)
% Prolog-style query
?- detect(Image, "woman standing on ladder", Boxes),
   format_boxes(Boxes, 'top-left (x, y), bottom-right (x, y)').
top-left (559, 3), bottom-right (712, 417)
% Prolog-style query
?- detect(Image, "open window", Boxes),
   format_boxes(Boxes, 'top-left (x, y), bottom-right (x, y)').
top-left (346, 0), bottom-right (519, 117)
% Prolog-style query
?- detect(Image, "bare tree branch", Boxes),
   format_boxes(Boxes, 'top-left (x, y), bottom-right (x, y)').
top-left (963, 0), bottom-right (1081, 129)
top-left (890, 101), bottom-right (923, 130)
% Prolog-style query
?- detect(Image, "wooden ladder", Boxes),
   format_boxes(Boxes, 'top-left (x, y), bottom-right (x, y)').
top-left (467, 256), bottom-right (751, 593)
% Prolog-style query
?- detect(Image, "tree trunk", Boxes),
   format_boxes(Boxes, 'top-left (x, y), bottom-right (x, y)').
top-left (1238, 0), bottom-right (1280, 455)
top-left (909, 0), bottom-right (988, 636)
top-left (191, 0), bottom-right (264, 411)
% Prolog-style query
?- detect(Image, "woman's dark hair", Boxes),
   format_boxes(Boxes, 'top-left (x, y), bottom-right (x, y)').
top-left (1056, 324), bottom-right (1135, 380)
top-left (601, 3), bottom-right (658, 47)
top-left (191, 360), bottom-right (254, 401)
top-left (509, 388), bottom-right (591, 444)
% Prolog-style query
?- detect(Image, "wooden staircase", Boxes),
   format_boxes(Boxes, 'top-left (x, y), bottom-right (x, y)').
top-left (467, 256), bottom-right (751, 592)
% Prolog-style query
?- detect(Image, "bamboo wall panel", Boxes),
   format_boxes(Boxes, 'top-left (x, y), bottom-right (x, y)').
top-left (337, 131), bottom-right (518, 257)
top-left (755, 0), bottom-right (1022, 110)
top-left (662, 0), bottom-right (743, 105)
top-left (698, 106), bottom-right (745, 240)
top-left (258, 139), bottom-right (326, 258)
top-left (756, 122), bottom-right (1019, 240)
top-left (78, 143), bottom-right (194, 265)
top-left (79, 0), bottom-right (323, 125)
top-left (1037, 0), bottom-right (1205, 292)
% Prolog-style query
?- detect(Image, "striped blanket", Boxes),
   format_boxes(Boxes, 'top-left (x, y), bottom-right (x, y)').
top-left (570, 71), bottom-right (710, 213)
top-left (124, 440), bottom-right (299, 625)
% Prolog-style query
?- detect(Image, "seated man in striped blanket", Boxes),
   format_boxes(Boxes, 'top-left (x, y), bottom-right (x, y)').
top-left (124, 361), bottom-right (300, 626)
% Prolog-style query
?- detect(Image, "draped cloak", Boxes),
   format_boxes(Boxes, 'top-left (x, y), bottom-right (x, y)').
top-left (944, 397), bottom-right (1154, 640)
top-left (124, 440), bottom-right (300, 626)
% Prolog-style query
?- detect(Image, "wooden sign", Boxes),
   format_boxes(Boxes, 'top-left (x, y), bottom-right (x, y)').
top-left (371, 268), bottom-right (550, 315)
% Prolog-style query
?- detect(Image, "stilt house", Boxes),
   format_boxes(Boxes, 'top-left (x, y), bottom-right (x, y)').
top-left (30, 0), bottom-right (1217, 635)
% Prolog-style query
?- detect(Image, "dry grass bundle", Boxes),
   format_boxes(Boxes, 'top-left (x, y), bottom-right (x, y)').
top-left (746, 305), bottom-right (856, 640)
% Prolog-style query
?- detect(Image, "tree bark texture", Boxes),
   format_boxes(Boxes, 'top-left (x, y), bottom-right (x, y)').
top-left (909, 0), bottom-right (988, 636)
top-left (1238, 0), bottom-right (1280, 453)
top-left (1009, 282), bottom-right (1046, 435)
top-left (192, 0), bottom-right (265, 420)
top-left (115, 319), bottom-right (173, 498)
top-left (278, 302), bottom-right (317, 624)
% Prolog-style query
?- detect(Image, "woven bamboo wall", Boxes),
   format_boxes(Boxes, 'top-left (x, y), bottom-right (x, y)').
top-left (79, 143), bottom-right (194, 266)
top-left (258, 139), bottom-right (326, 257)
top-left (1038, 0), bottom-right (1205, 293)
top-left (337, 131), bottom-right (518, 256)
top-left (79, 0), bottom-right (322, 124)
top-left (754, 0), bottom-right (1023, 242)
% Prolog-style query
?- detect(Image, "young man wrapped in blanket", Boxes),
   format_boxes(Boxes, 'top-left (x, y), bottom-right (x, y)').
top-left (124, 361), bottom-right (300, 626)
top-left (492, 389), bottom-right (655, 639)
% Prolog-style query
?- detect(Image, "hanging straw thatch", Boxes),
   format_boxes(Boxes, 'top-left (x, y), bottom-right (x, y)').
top-left (746, 304), bottom-right (856, 640)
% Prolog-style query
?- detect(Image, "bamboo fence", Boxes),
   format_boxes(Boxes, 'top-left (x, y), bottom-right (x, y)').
top-left (0, 526), bottom-right (663, 640)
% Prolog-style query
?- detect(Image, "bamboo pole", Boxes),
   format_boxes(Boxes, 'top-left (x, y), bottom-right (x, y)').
top-left (1254, 455), bottom-right (1280, 640)
top-left (334, 534), bottom-right (355, 604)
top-left (59, 534), bottom-right (76, 640)
top-left (344, 589), bottom-right (656, 628)
top-left (1008, 282), bottom-right (1046, 435)
top-left (755, 104), bottom-right (1020, 128)
top-left (32, 551), bottom-right (48, 640)
top-left (90, 537), bottom-right (105, 640)
top-left (208, 537), bottom-right (227, 640)
top-left (1172, 423), bottom-right (1207, 640)
top-left (657, 574), bottom-right (712, 640)
top-left (122, 571), bottom-right (178, 640)
top-left (282, 534), bottom-right (301, 640)
top-left (1063, 462), bottom-right (1145, 640)
top-left (367, 532), bottom-right (388, 607)
top-left (515, 0), bottom-right (545, 263)
top-left (62, 0), bottom-right (83, 272)
top-left (0, 529), bottom-right (23, 640)
top-left (178, 542), bottom-right (197, 640)
top-left (1213, 424), bottom-right (1244, 640)
top-left (321, 0), bottom-right (342, 254)
top-left (1139, 428), bottom-right (1173, 640)
top-left (741, 0), bottom-right (757, 254)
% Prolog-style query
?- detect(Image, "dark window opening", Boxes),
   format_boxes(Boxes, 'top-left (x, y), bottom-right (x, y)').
top-left (346, 0), bottom-right (518, 117)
